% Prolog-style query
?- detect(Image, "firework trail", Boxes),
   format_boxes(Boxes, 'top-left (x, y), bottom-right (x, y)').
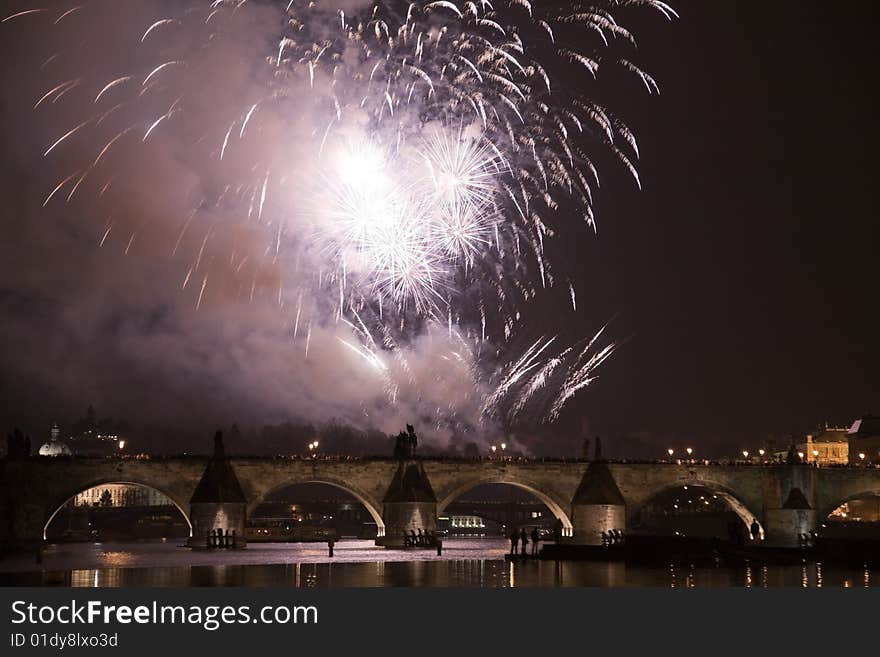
top-left (6, 0), bottom-right (676, 436)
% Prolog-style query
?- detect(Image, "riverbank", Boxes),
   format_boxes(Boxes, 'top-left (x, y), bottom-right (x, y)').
top-left (539, 535), bottom-right (880, 566)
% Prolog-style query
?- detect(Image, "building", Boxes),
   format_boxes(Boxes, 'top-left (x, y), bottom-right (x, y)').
top-left (797, 425), bottom-right (849, 465)
top-left (73, 484), bottom-right (169, 507)
top-left (63, 405), bottom-right (130, 456)
top-left (66, 430), bottom-right (127, 457)
top-left (38, 423), bottom-right (72, 457)
top-left (848, 416), bottom-right (880, 464)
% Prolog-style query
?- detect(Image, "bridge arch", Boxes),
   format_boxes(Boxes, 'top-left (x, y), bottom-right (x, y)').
top-left (818, 489), bottom-right (880, 521)
top-left (630, 481), bottom-right (764, 536)
top-left (436, 478), bottom-right (573, 536)
top-left (247, 478), bottom-right (385, 537)
top-left (43, 480), bottom-right (193, 541)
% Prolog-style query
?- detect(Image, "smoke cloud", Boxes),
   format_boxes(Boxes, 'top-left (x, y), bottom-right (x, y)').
top-left (0, 0), bottom-right (501, 449)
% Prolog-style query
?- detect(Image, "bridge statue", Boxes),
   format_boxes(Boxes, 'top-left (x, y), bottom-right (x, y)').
top-left (393, 424), bottom-right (418, 460)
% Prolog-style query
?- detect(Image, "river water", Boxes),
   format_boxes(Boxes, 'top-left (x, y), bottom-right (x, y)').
top-left (1, 539), bottom-right (877, 587)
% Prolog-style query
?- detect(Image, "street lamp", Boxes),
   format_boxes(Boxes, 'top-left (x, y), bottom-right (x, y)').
top-left (859, 452), bottom-right (866, 463)
top-left (491, 445), bottom-right (497, 457)
top-left (742, 450), bottom-right (749, 460)
top-left (500, 443), bottom-right (507, 459)
top-left (812, 449), bottom-right (819, 465)
top-left (667, 448), bottom-right (674, 459)
top-left (758, 449), bottom-right (765, 457)
top-left (686, 447), bottom-right (693, 458)
top-left (798, 451), bottom-right (804, 460)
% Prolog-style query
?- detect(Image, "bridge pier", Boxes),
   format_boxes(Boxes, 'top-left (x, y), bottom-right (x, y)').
top-left (378, 461), bottom-right (437, 547)
top-left (761, 464), bottom-right (818, 548)
top-left (186, 432), bottom-right (248, 549)
top-left (763, 487), bottom-right (817, 548)
top-left (0, 458), bottom-right (51, 554)
top-left (1, 501), bottom-right (46, 554)
top-left (569, 462), bottom-right (626, 545)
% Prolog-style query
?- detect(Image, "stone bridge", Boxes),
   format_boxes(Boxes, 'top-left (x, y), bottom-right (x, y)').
top-left (2, 454), bottom-right (880, 553)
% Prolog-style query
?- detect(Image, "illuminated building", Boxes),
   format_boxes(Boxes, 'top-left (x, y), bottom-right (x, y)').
top-left (796, 425), bottom-right (849, 465)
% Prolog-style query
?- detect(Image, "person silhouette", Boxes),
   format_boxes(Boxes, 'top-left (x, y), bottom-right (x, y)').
top-left (510, 530), bottom-right (519, 555)
top-left (530, 527), bottom-right (540, 555)
top-left (520, 528), bottom-right (528, 556)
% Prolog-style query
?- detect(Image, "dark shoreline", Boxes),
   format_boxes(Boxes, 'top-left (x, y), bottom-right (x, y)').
top-left (538, 536), bottom-right (880, 566)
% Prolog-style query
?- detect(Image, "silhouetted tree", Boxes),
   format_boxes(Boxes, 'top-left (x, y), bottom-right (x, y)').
top-left (5, 428), bottom-right (30, 459)
top-left (99, 490), bottom-right (113, 507)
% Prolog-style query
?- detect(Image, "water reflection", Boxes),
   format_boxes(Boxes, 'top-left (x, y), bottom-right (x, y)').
top-left (2, 539), bottom-right (880, 588)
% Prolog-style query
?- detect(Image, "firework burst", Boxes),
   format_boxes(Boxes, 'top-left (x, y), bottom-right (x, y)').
top-left (6, 0), bottom-right (677, 433)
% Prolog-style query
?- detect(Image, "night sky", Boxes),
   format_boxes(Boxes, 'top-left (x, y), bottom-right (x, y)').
top-left (0, 1), bottom-right (877, 456)
top-left (563, 0), bottom-right (880, 455)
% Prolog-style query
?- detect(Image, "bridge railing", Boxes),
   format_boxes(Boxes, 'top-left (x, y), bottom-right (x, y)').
top-left (8, 454), bottom-right (880, 468)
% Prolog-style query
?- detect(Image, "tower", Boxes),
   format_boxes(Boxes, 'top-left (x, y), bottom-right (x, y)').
top-left (187, 431), bottom-right (248, 549)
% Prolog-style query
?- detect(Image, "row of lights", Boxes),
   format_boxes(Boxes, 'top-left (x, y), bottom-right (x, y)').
top-left (670, 447), bottom-right (859, 462)
top-left (745, 449), bottom-right (871, 462)
top-left (736, 449), bottom-right (871, 463)
top-left (667, 447), bottom-right (835, 462)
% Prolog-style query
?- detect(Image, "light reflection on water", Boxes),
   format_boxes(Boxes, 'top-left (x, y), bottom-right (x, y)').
top-left (1, 539), bottom-right (878, 588)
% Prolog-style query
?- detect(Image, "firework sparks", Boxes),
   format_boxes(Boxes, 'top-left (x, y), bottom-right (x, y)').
top-left (17, 0), bottom-right (675, 431)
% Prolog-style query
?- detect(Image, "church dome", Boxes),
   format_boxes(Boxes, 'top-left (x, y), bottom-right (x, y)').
top-left (39, 423), bottom-right (72, 456)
